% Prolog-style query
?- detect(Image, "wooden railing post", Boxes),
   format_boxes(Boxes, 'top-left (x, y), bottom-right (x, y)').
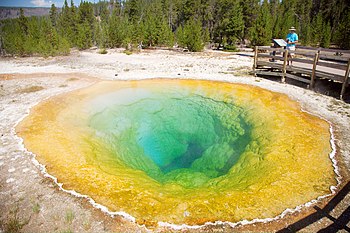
top-left (310, 50), bottom-right (320, 89)
top-left (282, 49), bottom-right (288, 83)
top-left (253, 46), bottom-right (258, 75)
top-left (340, 58), bottom-right (350, 100)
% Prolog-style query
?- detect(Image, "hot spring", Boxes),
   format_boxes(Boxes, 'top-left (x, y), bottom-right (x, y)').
top-left (17, 79), bottom-right (337, 227)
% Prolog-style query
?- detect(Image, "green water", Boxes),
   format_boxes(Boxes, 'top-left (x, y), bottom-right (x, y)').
top-left (88, 90), bottom-right (251, 187)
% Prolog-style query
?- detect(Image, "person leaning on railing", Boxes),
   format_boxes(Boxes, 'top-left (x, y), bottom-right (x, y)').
top-left (286, 26), bottom-right (298, 66)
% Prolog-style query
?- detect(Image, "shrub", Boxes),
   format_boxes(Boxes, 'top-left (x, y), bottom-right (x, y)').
top-left (176, 18), bottom-right (204, 52)
top-left (98, 48), bottom-right (108, 54)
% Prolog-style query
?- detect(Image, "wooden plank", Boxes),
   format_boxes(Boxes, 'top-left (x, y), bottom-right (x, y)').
top-left (310, 51), bottom-right (320, 89)
top-left (320, 48), bottom-right (350, 54)
top-left (257, 53), bottom-right (271, 58)
top-left (257, 46), bottom-right (285, 52)
top-left (295, 49), bottom-right (350, 62)
top-left (291, 57), bottom-right (314, 65)
top-left (297, 46), bottom-right (350, 54)
top-left (315, 70), bottom-right (344, 82)
top-left (286, 66), bottom-right (344, 82)
top-left (295, 51), bottom-right (349, 62)
top-left (294, 50), bottom-right (320, 56)
top-left (297, 46), bottom-right (319, 51)
top-left (340, 59), bottom-right (350, 100)
top-left (319, 54), bottom-right (349, 62)
top-left (255, 67), bottom-right (342, 83)
top-left (253, 70), bottom-right (283, 77)
top-left (258, 53), bottom-right (285, 61)
top-left (257, 46), bottom-right (271, 49)
top-left (282, 49), bottom-right (288, 83)
top-left (317, 61), bottom-right (347, 70)
top-left (256, 60), bottom-right (283, 69)
top-left (253, 46), bottom-right (258, 73)
top-left (286, 66), bottom-right (313, 75)
top-left (285, 73), bottom-right (311, 84)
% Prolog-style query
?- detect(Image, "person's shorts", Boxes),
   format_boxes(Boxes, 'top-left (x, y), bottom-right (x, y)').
top-left (287, 46), bottom-right (295, 56)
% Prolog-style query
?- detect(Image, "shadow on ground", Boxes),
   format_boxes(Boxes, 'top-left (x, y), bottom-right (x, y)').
top-left (256, 74), bottom-right (350, 104)
top-left (277, 181), bottom-right (350, 233)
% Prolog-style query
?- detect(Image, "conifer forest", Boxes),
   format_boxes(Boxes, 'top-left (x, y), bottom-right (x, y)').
top-left (0, 0), bottom-right (349, 56)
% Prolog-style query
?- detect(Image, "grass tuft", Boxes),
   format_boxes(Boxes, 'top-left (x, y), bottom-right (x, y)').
top-left (32, 203), bottom-right (40, 214)
top-left (18, 86), bottom-right (44, 94)
top-left (123, 50), bottom-right (132, 55)
top-left (1, 206), bottom-right (29, 233)
top-left (66, 78), bottom-right (79, 82)
top-left (65, 210), bottom-right (75, 224)
top-left (98, 48), bottom-right (108, 54)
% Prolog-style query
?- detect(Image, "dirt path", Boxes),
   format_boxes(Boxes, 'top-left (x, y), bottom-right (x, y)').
top-left (0, 49), bottom-right (349, 232)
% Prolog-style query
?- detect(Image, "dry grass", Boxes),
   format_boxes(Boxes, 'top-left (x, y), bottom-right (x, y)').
top-left (65, 210), bottom-right (75, 224)
top-left (0, 206), bottom-right (29, 233)
top-left (66, 78), bottom-right (79, 82)
top-left (123, 50), bottom-right (133, 55)
top-left (17, 86), bottom-right (44, 94)
top-left (32, 203), bottom-right (40, 214)
top-left (0, 84), bottom-right (5, 96)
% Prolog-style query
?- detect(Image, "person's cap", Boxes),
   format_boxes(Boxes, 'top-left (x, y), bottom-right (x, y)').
top-left (289, 26), bottom-right (296, 31)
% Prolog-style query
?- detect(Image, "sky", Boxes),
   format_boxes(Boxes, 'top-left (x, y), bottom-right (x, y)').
top-left (0, 0), bottom-right (95, 7)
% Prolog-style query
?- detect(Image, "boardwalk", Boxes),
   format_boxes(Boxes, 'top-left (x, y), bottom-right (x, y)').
top-left (252, 46), bottom-right (350, 100)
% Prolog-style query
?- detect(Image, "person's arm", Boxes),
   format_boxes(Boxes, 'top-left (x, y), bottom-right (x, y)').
top-left (292, 34), bottom-right (298, 45)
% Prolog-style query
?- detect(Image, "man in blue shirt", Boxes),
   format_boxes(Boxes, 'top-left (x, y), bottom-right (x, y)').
top-left (286, 26), bottom-right (298, 65)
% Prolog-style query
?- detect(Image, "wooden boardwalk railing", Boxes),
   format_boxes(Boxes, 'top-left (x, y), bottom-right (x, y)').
top-left (252, 46), bottom-right (350, 100)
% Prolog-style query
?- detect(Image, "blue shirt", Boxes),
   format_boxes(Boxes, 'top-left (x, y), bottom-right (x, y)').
top-left (286, 32), bottom-right (298, 47)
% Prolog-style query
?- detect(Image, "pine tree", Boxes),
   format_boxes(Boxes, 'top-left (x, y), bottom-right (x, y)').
top-left (108, 12), bottom-right (122, 47)
top-left (301, 24), bottom-right (311, 45)
top-left (250, 0), bottom-right (272, 46)
top-left (202, 26), bottom-right (210, 44)
top-left (176, 25), bottom-right (185, 47)
top-left (69, 1), bottom-right (95, 49)
top-left (1, 19), bottom-right (22, 55)
top-left (178, 0), bottom-right (200, 23)
top-left (100, 2), bottom-right (110, 22)
top-left (121, 18), bottom-right (133, 49)
top-left (296, 0), bottom-right (312, 45)
top-left (270, 0), bottom-right (279, 39)
top-left (49, 4), bottom-right (58, 27)
top-left (76, 21), bottom-right (92, 49)
top-left (126, 0), bottom-right (140, 22)
top-left (280, 5), bottom-right (296, 39)
top-left (226, 0), bottom-right (244, 42)
top-left (157, 20), bottom-right (174, 47)
top-left (311, 13), bottom-right (323, 46)
top-left (333, 10), bottom-right (350, 49)
top-left (161, 0), bottom-right (178, 30)
top-left (320, 22), bottom-right (331, 48)
top-left (18, 8), bottom-right (28, 35)
top-left (144, 15), bottom-right (157, 47)
top-left (178, 18), bottom-right (203, 52)
top-left (17, 8), bottom-right (28, 55)
top-left (241, 0), bottom-right (260, 41)
top-left (69, 0), bottom-right (78, 45)
top-left (24, 17), bottom-right (41, 55)
top-left (57, 0), bottom-right (73, 46)
top-left (3, 0), bottom-right (350, 55)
